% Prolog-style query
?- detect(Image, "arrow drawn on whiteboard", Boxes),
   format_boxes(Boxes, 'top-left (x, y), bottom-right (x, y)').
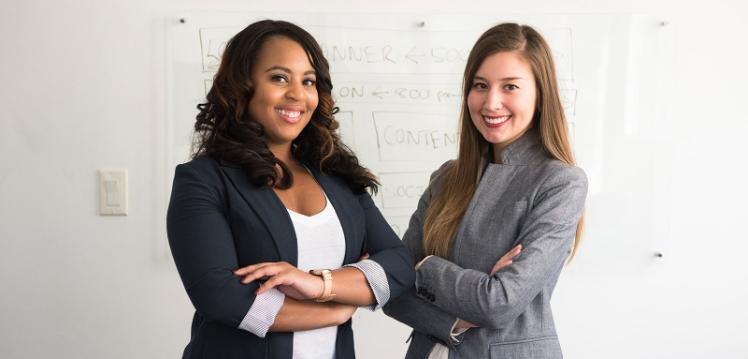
top-left (371, 89), bottom-right (390, 99)
top-left (437, 91), bottom-right (462, 102)
top-left (405, 47), bottom-right (426, 64)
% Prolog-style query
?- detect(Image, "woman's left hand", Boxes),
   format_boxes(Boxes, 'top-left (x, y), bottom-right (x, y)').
top-left (234, 262), bottom-right (324, 300)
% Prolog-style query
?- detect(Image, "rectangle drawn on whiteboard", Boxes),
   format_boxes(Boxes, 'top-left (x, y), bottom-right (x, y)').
top-left (336, 111), bottom-right (355, 148)
top-left (203, 79), bottom-right (212, 95)
top-left (199, 27), bottom-right (236, 73)
top-left (379, 171), bottom-right (431, 209)
top-left (197, 25), bottom-right (474, 75)
top-left (372, 112), bottom-right (458, 162)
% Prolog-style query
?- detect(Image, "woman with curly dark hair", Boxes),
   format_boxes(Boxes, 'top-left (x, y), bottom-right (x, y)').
top-left (167, 20), bottom-right (415, 359)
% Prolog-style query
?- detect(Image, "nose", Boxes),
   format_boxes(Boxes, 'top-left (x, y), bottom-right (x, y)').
top-left (285, 80), bottom-right (306, 101)
top-left (484, 86), bottom-right (504, 111)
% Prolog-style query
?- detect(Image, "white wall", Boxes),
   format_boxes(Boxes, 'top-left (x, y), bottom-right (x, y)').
top-left (1, 1), bottom-right (747, 358)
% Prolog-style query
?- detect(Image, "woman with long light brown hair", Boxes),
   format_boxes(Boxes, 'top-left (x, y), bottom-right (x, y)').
top-left (384, 23), bottom-right (587, 359)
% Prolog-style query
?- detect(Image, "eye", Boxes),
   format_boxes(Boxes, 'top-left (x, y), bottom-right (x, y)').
top-left (303, 78), bottom-right (317, 86)
top-left (270, 74), bottom-right (288, 84)
top-left (504, 84), bottom-right (519, 91)
top-left (472, 82), bottom-right (488, 90)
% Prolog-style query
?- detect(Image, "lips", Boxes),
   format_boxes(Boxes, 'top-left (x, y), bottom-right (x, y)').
top-left (275, 107), bottom-right (304, 124)
top-left (483, 114), bottom-right (511, 128)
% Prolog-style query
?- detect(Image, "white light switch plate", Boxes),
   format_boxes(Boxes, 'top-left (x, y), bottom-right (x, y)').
top-left (98, 169), bottom-right (128, 215)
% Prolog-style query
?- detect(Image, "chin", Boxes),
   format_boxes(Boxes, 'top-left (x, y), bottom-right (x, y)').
top-left (481, 133), bottom-right (506, 144)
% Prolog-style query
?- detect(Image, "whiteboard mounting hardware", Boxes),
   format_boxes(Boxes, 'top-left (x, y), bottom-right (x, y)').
top-left (654, 252), bottom-right (664, 258)
top-left (179, 18), bottom-right (186, 24)
top-left (415, 20), bottom-right (426, 28)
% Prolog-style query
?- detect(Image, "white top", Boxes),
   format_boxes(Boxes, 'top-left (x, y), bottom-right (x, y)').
top-left (238, 191), bottom-right (392, 354)
top-left (288, 195), bottom-right (346, 359)
top-left (429, 343), bottom-right (449, 359)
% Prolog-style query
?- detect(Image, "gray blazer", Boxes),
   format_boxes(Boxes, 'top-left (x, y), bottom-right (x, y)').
top-left (384, 130), bottom-right (587, 359)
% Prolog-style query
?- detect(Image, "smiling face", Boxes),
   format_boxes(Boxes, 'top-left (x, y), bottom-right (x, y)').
top-left (248, 36), bottom-right (319, 152)
top-left (467, 51), bottom-right (537, 159)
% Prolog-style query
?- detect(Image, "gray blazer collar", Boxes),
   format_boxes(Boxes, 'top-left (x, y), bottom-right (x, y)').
top-left (497, 128), bottom-right (542, 165)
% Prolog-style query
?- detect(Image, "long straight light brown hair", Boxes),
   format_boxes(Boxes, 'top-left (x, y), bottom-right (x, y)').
top-left (422, 23), bottom-right (585, 260)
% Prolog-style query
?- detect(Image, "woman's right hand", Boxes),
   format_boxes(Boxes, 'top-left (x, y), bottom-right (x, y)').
top-left (234, 261), bottom-right (324, 300)
top-left (457, 244), bottom-right (523, 330)
top-left (490, 244), bottom-right (522, 275)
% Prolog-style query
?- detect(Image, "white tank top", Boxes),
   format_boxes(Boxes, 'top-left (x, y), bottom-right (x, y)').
top-left (287, 194), bottom-right (346, 359)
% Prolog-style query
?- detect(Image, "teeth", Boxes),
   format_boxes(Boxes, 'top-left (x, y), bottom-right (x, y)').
top-left (484, 115), bottom-right (510, 124)
top-left (277, 109), bottom-right (301, 118)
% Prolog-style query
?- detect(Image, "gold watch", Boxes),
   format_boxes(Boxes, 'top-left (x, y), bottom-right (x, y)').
top-left (309, 269), bottom-right (335, 302)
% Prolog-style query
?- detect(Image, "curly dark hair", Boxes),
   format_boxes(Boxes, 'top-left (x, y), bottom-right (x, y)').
top-left (192, 20), bottom-right (378, 193)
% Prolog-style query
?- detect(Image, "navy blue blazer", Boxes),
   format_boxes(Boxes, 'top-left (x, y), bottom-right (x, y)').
top-left (167, 156), bottom-right (415, 359)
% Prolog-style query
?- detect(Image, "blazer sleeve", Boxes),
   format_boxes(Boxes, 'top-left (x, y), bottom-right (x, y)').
top-left (414, 165), bottom-right (588, 330)
top-left (383, 161), bottom-right (462, 347)
top-left (357, 192), bottom-right (416, 303)
top-left (166, 162), bottom-right (258, 328)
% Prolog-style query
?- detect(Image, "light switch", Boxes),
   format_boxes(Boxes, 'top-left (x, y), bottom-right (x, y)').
top-left (99, 169), bottom-right (127, 215)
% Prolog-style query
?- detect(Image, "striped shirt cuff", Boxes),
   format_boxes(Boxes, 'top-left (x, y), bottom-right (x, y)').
top-left (344, 259), bottom-right (390, 311)
top-left (450, 318), bottom-right (469, 344)
top-left (238, 287), bottom-right (285, 338)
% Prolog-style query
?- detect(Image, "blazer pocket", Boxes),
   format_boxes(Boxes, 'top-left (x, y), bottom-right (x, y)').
top-left (489, 336), bottom-right (562, 359)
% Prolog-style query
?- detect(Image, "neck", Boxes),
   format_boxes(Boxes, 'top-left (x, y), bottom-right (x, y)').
top-left (491, 126), bottom-right (535, 164)
top-left (491, 144), bottom-right (506, 164)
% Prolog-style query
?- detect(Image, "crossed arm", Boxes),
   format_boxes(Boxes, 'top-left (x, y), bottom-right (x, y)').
top-left (231, 261), bottom-right (376, 334)
top-left (384, 164), bottom-right (587, 340)
top-left (168, 163), bottom-right (413, 336)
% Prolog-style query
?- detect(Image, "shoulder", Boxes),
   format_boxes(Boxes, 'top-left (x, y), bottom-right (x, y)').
top-left (429, 160), bottom-right (455, 184)
top-left (532, 159), bottom-right (588, 201)
top-left (178, 155), bottom-right (220, 173)
top-left (539, 160), bottom-right (587, 186)
top-left (319, 170), bottom-right (366, 199)
top-left (321, 171), bottom-right (378, 211)
top-left (173, 155), bottom-right (225, 188)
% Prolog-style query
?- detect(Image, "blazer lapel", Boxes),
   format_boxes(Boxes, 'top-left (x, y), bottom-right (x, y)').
top-left (308, 167), bottom-right (361, 264)
top-left (220, 164), bottom-right (298, 265)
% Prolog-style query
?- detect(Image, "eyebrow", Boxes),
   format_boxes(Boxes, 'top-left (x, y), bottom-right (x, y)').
top-left (265, 66), bottom-right (316, 76)
top-left (474, 75), bottom-right (524, 82)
